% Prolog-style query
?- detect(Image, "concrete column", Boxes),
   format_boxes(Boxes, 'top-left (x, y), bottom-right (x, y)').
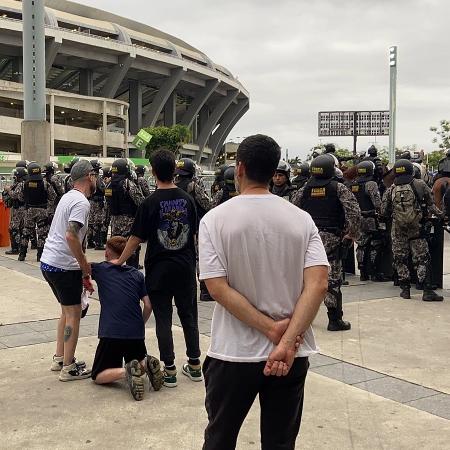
top-left (164, 92), bottom-right (176, 126)
top-left (102, 100), bottom-right (107, 157)
top-left (129, 80), bottom-right (142, 135)
top-left (198, 105), bottom-right (209, 136)
top-left (11, 58), bottom-right (23, 83)
top-left (50, 94), bottom-right (55, 156)
top-left (100, 54), bottom-right (134, 98)
top-left (181, 79), bottom-right (219, 127)
top-left (124, 105), bottom-right (130, 158)
top-left (79, 69), bottom-right (94, 96)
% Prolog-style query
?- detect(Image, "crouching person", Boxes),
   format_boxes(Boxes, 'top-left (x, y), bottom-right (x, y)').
top-left (91, 236), bottom-right (164, 400)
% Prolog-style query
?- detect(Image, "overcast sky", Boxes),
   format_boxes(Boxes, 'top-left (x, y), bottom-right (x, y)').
top-left (78, 0), bottom-right (450, 158)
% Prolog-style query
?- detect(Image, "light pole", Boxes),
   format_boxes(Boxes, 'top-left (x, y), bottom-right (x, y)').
top-left (388, 46), bottom-right (398, 164)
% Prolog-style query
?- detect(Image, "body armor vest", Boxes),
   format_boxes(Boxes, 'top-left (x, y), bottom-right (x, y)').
top-left (106, 176), bottom-right (136, 217)
top-left (350, 180), bottom-right (375, 215)
top-left (24, 179), bottom-right (48, 208)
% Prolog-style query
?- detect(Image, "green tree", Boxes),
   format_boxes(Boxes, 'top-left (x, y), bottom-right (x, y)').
top-left (288, 156), bottom-right (302, 167)
top-left (425, 149), bottom-right (445, 170)
top-left (143, 124), bottom-right (191, 158)
top-left (430, 120), bottom-right (450, 150)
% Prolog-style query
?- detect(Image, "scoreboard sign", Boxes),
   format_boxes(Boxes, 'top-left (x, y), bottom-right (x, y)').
top-left (318, 111), bottom-right (390, 137)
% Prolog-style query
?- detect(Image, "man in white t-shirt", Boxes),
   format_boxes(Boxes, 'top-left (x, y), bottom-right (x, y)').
top-left (41, 160), bottom-right (96, 382)
top-left (199, 134), bottom-right (329, 450)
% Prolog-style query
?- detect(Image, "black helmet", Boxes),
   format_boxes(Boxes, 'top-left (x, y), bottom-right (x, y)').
top-left (14, 167), bottom-right (28, 180)
top-left (175, 158), bottom-right (195, 177)
top-left (400, 151), bottom-right (411, 160)
top-left (356, 161), bottom-right (374, 178)
top-left (102, 166), bottom-right (112, 178)
top-left (310, 154), bottom-right (335, 180)
top-left (16, 160), bottom-right (29, 168)
top-left (27, 162), bottom-right (42, 181)
top-left (413, 163), bottom-right (422, 179)
top-left (214, 164), bottom-right (228, 181)
top-left (44, 161), bottom-right (58, 174)
top-left (90, 159), bottom-right (103, 173)
top-left (64, 157), bottom-right (80, 174)
top-left (223, 166), bottom-right (235, 185)
top-left (298, 162), bottom-right (310, 177)
top-left (111, 158), bottom-right (131, 177)
top-left (324, 143), bottom-right (336, 154)
top-left (393, 159), bottom-right (414, 185)
top-left (368, 145), bottom-right (378, 157)
top-left (275, 160), bottom-right (291, 178)
top-left (135, 165), bottom-right (147, 176)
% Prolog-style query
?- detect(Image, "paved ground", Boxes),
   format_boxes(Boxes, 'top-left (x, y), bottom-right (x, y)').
top-left (1, 242), bottom-right (450, 449)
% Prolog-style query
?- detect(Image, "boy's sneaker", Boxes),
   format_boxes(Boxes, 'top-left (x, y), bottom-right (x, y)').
top-left (51, 355), bottom-right (86, 372)
top-left (163, 367), bottom-right (178, 388)
top-left (59, 362), bottom-right (91, 381)
top-left (182, 363), bottom-right (204, 382)
top-left (125, 360), bottom-right (145, 401)
top-left (145, 355), bottom-right (164, 391)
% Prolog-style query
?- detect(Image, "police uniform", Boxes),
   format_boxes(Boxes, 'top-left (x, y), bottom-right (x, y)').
top-left (291, 163), bottom-right (310, 190)
top-left (211, 166), bottom-right (238, 208)
top-left (105, 159), bottom-right (144, 267)
top-left (210, 165), bottom-right (228, 198)
top-left (102, 167), bottom-right (112, 244)
top-left (381, 159), bottom-right (443, 301)
top-left (19, 163), bottom-right (56, 261)
top-left (87, 160), bottom-right (106, 250)
top-left (270, 160), bottom-right (296, 201)
top-left (292, 154), bottom-right (361, 331)
top-left (350, 161), bottom-right (383, 281)
top-left (43, 162), bottom-right (65, 216)
top-left (4, 168), bottom-right (27, 255)
top-left (135, 165), bottom-right (151, 198)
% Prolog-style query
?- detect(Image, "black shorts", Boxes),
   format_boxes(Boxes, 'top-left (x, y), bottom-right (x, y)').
top-left (91, 338), bottom-right (147, 380)
top-left (42, 269), bottom-right (82, 306)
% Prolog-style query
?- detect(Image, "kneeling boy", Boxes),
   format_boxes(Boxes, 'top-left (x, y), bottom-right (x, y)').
top-left (91, 236), bottom-right (164, 400)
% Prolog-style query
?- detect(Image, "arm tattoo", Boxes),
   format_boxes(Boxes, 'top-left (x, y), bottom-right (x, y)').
top-left (63, 325), bottom-right (73, 342)
top-left (67, 221), bottom-right (82, 236)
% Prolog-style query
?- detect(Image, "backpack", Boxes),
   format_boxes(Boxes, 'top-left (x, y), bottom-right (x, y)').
top-left (391, 183), bottom-right (422, 227)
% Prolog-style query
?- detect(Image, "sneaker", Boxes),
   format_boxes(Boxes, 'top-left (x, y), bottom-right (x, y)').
top-left (182, 363), bottom-right (204, 382)
top-left (51, 355), bottom-right (86, 372)
top-left (163, 367), bottom-right (178, 388)
top-left (125, 360), bottom-right (145, 401)
top-left (145, 355), bottom-right (164, 391)
top-left (59, 362), bottom-right (91, 381)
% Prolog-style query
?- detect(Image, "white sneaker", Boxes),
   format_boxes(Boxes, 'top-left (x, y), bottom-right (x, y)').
top-left (51, 355), bottom-right (86, 372)
top-left (59, 362), bottom-right (92, 381)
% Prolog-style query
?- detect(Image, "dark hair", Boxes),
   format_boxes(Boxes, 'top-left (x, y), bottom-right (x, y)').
top-left (150, 149), bottom-right (175, 182)
top-left (106, 236), bottom-right (127, 256)
top-left (236, 134), bottom-right (281, 184)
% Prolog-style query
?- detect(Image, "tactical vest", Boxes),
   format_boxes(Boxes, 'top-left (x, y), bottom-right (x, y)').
top-left (219, 185), bottom-right (238, 205)
top-left (24, 179), bottom-right (48, 208)
top-left (291, 176), bottom-right (308, 190)
top-left (106, 176), bottom-right (136, 217)
top-left (438, 157), bottom-right (450, 175)
top-left (91, 178), bottom-right (105, 203)
top-left (271, 184), bottom-right (294, 200)
top-left (300, 179), bottom-right (345, 233)
top-left (176, 176), bottom-right (207, 220)
top-left (350, 180), bottom-right (375, 215)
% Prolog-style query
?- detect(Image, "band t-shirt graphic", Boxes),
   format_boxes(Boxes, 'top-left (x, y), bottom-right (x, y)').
top-left (131, 188), bottom-right (197, 292)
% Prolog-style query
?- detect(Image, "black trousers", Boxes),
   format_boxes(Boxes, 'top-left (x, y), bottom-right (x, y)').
top-left (149, 284), bottom-right (200, 367)
top-left (203, 356), bottom-right (309, 450)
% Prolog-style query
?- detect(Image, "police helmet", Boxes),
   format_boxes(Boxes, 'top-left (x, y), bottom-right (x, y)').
top-left (223, 166), bottom-right (236, 185)
top-left (135, 165), bottom-right (147, 176)
top-left (412, 162), bottom-right (422, 179)
top-left (214, 164), bottom-right (228, 181)
top-left (356, 160), bottom-right (375, 178)
top-left (64, 157), bottom-right (80, 173)
top-left (111, 158), bottom-right (131, 177)
top-left (298, 162), bottom-right (310, 177)
top-left (102, 166), bottom-right (112, 178)
top-left (367, 145), bottom-right (378, 157)
top-left (27, 162), bottom-right (42, 180)
top-left (44, 161), bottom-right (58, 174)
top-left (16, 160), bottom-right (29, 169)
top-left (400, 151), bottom-right (411, 160)
top-left (13, 167), bottom-right (27, 181)
top-left (90, 159), bottom-right (103, 173)
top-left (275, 160), bottom-right (291, 178)
top-left (175, 158), bottom-right (196, 177)
top-left (310, 154), bottom-right (335, 180)
top-left (324, 143), bottom-right (336, 154)
top-left (335, 168), bottom-right (344, 181)
top-left (393, 159), bottom-right (414, 185)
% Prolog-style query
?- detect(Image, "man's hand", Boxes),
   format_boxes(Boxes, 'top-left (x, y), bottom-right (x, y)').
top-left (82, 276), bottom-right (94, 294)
top-left (267, 318), bottom-right (304, 347)
top-left (263, 340), bottom-right (298, 377)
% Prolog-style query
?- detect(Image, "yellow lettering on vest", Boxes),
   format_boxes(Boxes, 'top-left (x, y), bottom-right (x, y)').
top-left (311, 187), bottom-right (326, 197)
top-left (351, 185), bottom-right (359, 193)
top-left (28, 182), bottom-right (38, 188)
top-left (104, 188), bottom-right (112, 197)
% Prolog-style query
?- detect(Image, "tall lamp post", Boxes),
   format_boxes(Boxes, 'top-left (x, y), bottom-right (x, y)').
top-left (388, 46), bottom-right (398, 165)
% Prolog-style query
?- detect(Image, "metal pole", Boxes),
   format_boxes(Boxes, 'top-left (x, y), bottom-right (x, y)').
top-left (353, 111), bottom-right (357, 155)
top-left (22, 0), bottom-right (46, 121)
top-left (389, 46), bottom-right (398, 164)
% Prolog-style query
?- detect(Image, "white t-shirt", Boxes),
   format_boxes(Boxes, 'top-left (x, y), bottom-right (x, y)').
top-left (41, 189), bottom-right (90, 270)
top-left (199, 194), bottom-right (329, 363)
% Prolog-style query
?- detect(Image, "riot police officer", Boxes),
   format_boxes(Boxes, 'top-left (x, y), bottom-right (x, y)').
top-left (211, 166), bottom-right (238, 208)
top-left (270, 160), bottom-right (296, 200)
top-left (43, 161), bottom-right (65, 213)
top-left (19, 162), bottom-right (56, 261)
top-left (435, 149), bottom-right (450, 180)
top-left (135, 165), bottom-right (151, 198)
top-left (3, 167), bottom-right (27, 255)
top-left (363, 145), bottom-right (384, 185)
top-left (351, 161), bottom-right (383, 281)
top-left (63, 157), bottom-right (80, 192)
top-left (105, 158), bottom-right (144, 267)
top-left (211, 164), bottom-right (228, 198)
top-left (292, 155), bottom-right (361, 331)
top-left (291, 163), bottom-right (310, 190)
top-left (102, 166), bottom-right (112, 244)
top-left (87, 159), bottom-right (106, 250)
top-left (381, 159), bottom-right (443, 301)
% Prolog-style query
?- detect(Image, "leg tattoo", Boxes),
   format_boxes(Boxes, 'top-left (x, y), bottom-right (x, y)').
top-left (64, 326), bottom-right (73, 342)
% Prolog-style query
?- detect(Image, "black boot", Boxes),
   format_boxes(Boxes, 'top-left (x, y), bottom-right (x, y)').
top-left (5, 231), bottom-right (19, 255)
top-left (399, 283), bottom-right (411, 299)
top-left (18, 246), bottom-right (27, 261)
top-left (327, 291), bottom-right (351, 331)
top-left (36, 247), bottom-right (43, 262)
top-left (30, 230), bottom-right (37, 250)
top-left (415, 281), bottom-right (424, 291)
top-left (422, 290), bottom-right (444, 302)
top-left (359, 270), bottom-right (369, 282)
top-left (94, 230), bottom-right (105, 251)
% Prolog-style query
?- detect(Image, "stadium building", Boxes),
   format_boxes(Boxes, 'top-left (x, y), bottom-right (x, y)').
top-left (0, 0), bottom-right (249, 169)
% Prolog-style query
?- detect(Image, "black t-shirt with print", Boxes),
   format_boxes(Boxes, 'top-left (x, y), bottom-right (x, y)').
top-left (131, 187), bottom-right (197, 292)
